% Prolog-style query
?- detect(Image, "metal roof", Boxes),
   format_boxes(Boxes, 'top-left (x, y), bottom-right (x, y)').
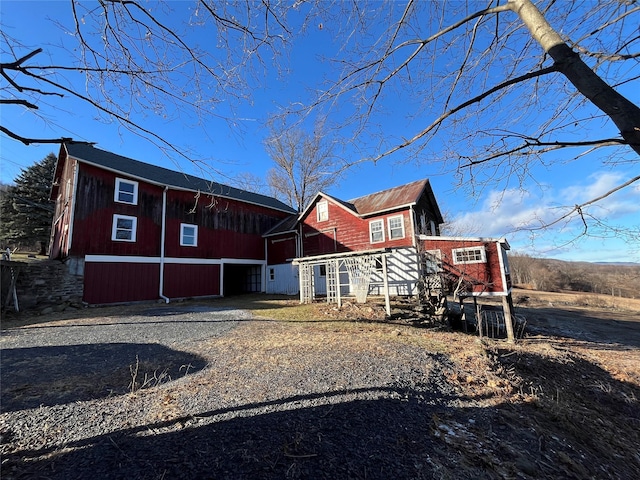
top-left (64, 143), bottom-right (296, 213)
top-left (349, 179), bottom-right (435, 216)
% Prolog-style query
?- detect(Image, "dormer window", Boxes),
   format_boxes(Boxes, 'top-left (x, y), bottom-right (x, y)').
top-left (115, 178), bottom-right (138, 205)
top-left (317, 201), bottom-right (328, 222)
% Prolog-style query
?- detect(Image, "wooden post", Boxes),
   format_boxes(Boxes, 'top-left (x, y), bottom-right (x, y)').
top-left (474, 297), bottom-right (482, 338)
top-left (459, 296), bottom-right (467, 332)
top-left (335, 259), bottom-right (342, 309)
top-left (382, 254), bottom-right (391, 317)
top-left (502, 294), bottom-right (515, 343)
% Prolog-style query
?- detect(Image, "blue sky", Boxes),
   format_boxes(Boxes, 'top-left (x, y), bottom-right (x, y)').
top-left (1, 1), bottom-right (638, 263)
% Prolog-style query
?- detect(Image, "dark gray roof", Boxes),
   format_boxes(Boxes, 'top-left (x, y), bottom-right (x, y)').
top-left (263, 214), bottom-right (299, 236)
top-left (65, 143), bottom-right (296, 213)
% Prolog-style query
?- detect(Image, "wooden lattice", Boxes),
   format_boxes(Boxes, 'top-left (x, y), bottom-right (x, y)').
top-left (343, 255), bottom-right (376, 303)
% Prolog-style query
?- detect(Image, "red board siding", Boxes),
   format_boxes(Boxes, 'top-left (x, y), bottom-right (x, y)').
top-left (70, 163), bottom-right (289, 260)
top-left (267, 235), bottom-right (297, 265)
top-left (163, 264), bottom-right (220, 298)
top-left (301, 197), bottom-right (414, 256)
top-left (84, 262), bottom-right (160, 304)
top-left (162, 190), bottom-right (289, 259)
top-left (71, 164), bottom-right (163, 257)
top-left (420, 239), bottom-right (507, 294)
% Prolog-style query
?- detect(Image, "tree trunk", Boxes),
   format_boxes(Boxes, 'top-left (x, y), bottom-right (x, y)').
top-left (510, 0), bottom-right (640, 155)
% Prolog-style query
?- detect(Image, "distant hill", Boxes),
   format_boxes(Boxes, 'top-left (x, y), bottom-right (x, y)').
top-left (508, 254), bottom-right (640, 299)
top-left (593, 262), bottom-right (639, 266)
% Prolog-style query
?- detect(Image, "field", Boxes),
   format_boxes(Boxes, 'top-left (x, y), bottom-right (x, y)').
top-left (1, 288), bottom-right (639, 479)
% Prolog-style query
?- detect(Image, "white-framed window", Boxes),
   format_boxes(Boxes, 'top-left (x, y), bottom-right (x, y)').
top-left (112, 214), bottom-right (137, 242)
top-left (317, 201), bottom-right (328, 222)
top-left (114, 178), bottom-right (138, 205)
top-left (452, 246), bottom-right (487, 265)
top-left (180, 223), bottom-right (198, 247)
top-left (370, 219), bottom-right (385, 243)
top-left (387, 215), bottom-right (405, 240)
top-left (269, 268), bottom-right (275, 281)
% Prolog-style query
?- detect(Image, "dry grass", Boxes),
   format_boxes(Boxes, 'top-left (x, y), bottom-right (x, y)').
top-left (3, 291), bottom-right (640, 477)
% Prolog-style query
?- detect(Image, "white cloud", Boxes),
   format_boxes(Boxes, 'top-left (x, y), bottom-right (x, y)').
top-left (446, 171), bottom-right (640, 262)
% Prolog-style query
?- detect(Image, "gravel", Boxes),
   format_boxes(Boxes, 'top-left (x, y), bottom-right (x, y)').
top-left (0, 303), bottom-right (474, 479)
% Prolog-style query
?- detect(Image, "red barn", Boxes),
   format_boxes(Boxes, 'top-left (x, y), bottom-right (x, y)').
top-left (49, 143), bottom-right (295, 304)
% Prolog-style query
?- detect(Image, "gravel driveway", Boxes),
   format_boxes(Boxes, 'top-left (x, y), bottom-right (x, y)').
top-left (0, 303), bottom-right (465, 480)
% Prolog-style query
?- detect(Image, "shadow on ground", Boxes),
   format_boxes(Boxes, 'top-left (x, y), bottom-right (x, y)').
top-left (517, 305), bottom-right (640, 349)
top-left (0, 343), bottom-right (207, 412)
top-left (3, 349), bottom-right (639, 480)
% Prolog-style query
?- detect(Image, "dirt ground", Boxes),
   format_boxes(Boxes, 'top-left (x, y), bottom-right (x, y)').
top-left (1, 288), bottom-right (639, 479)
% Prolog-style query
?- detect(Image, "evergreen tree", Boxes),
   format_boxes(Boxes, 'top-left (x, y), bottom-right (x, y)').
top-left (0, 153), bottom-right (56, 255)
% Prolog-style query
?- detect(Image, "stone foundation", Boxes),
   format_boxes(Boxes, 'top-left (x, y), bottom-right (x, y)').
top-left (2, 259), bottom-right (84, 314)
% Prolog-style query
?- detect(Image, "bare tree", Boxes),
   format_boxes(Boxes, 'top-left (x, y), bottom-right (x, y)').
top-left (2, 0), bottom-right (638, 239)
top-left (1, 0), bottom-right (292, 168)
top-left (289, 0), bottom-right (639, 238)
top-left (264, 120), bottom-right (342, 211)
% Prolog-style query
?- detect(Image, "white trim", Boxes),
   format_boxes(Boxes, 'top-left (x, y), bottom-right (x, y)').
top-left (419, 234), bottom-right (510, 250)
top-left (114, 177), bottom-right (139, 205)
top-left (180, 223), bottom-right (198, 247)
top-left (497, 241), bottom-right (512, 295)
top-left (387, 214), bottom-right (405, 240)
top-left (86, 255), bottom-right (159, 263)
top-left (316, 200), bottom-right (329, 222)
top-left (165, 257), bottom-right (222, 265)
top-left (452, 246), bottom-right (487, 265)
top-left (111, 214), bottom-right (137, 242)
top-left (369, 219), bottom-right (385, 243)
top-left (359, 202), bottom-right (417, 218)
top-left (85, 255), bottom-right (223, 265)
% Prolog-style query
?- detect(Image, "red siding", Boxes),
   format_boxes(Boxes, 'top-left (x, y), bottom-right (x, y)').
top-left (164, 264), bottom-right (220, 298)
top-left (84, 262), bottom-right (160, 304)
top-left (71, 163), bottom-right (163, 257)
top-left (420, 238), bottom-right (508, 294)
top-left (69, 163), bottom-right (289, 259)
top-left (301, 197), bottom-right (414, 256)
top-left (266, 234), bottom-right (297, 265)
top-left (160, 189), bottom-right (288, 260)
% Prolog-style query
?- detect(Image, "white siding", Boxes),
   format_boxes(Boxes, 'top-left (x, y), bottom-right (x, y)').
top-left (265, 263), bottom-right (299, 295)
top-left (369, 247), bottom-right (421, 296)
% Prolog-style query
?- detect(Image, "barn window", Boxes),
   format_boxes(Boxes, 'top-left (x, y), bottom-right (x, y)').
top-left (180, 223), bottom-right (198, 246)
top-left (114, 178), bottom-right (138, 205)
top-left (452, 246), bottom-right (486, 264)
top-left (317, 201), bottom-right (328, 222)
top-left (387, 215), bottom-right (405, 239)
top-left (269, 268), bottom-right (275, 281)
top-left (112, 214), bottom-right (137, 242)
top-left (369, 219), bottom-right (385, 243)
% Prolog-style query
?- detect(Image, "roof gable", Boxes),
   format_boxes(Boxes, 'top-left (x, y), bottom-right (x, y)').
top-left (64, 143), bottom-right (296, 213)
top-left (298, 191), bottom-right (360, 223)
top-left (349, 179), bottom-right (432, 216)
